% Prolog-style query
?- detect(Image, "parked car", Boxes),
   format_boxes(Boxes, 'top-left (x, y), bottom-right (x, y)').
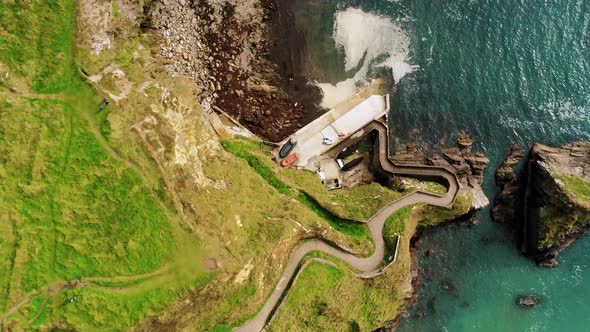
top-left (279, 139), bottom-right (297, 158)
top-left (281, 153), bottom-right (299, 167)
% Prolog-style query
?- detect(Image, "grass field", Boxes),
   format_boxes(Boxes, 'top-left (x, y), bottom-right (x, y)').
top-left (555, 174), bottom-right (590, 208)
top-left (221, 138), bottom-right (473, 331)
top-left (221, 138), bottom-right (404, 220)
top-left (0, 1), bottom-right (207, 329)
top-left (269, 190), bottom-right (472, 331)
top-left (0, 2), bottom-right (383, 327)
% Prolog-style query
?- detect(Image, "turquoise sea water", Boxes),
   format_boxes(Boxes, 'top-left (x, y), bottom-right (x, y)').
top-left (292, 0), bottom-right (590, 331)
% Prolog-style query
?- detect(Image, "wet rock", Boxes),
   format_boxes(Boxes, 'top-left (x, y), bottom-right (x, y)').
top-left (443, 149), bottom-right (464, 164)
top-left (492, 145), bottom-right (525, 224)
top-left (538, 258), bottom-right (560, 268)
top-left (457, 132), bottom-right (474, 148)
top-left (424, 248), bottom-right (435, 257)
top-left (516, 295), bottom-right (541, 308)
top-left (148, 0), bottom-right (320, 142)
top-left (393, 138), bottom-right (491, 211)
top-left (441, 278), bottom-right (458, 297)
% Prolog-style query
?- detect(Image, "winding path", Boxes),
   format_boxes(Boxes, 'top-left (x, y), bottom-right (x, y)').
top-left (235, 119), bottom-right (460, 332)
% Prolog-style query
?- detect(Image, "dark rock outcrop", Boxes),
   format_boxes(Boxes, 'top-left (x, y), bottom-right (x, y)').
top-left (492, 145), bottom-right (525, 224)
top-left (457, 132), bottom-right (474, 149)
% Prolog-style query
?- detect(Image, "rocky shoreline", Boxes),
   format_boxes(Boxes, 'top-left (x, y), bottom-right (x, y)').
top-left (390, 134), bottom-right (490, 211)
top-left (148, 0), bottom-right (324, 142)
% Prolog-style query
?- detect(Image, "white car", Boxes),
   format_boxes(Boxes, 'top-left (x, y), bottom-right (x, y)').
top-left (322, 137), bottom-right (334, 145)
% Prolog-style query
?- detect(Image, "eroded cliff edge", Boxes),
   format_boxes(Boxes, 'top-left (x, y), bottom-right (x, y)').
top-left (524, 142), bottom-right (590, 265)
top-left (493, 142), bottom-right (590, 266)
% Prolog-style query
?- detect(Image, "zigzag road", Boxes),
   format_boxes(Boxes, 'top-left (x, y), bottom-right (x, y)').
top-left (236, 119), bottom-right (460, 332)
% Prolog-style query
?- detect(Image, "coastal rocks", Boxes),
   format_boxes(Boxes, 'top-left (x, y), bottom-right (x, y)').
top-left (492, 145), bottom-right (525, 224)
top-left (537, 256), bottom-right (560, 268)
top-left (523, 142), bottom-right (590, 265)
top-left (516, 295), bottom-right (542, 308)
top-left (457, 132), bottom-right (474, 149)
top-left (391, 139), bottom-right (490, 210)
top-left (429, 149), bottom-right (490, 210)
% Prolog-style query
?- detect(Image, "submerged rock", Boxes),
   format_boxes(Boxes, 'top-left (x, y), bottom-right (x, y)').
top-left (441, 278), bottom-right (458, 297)
top-left (427, 297), bottom-right (436, 313)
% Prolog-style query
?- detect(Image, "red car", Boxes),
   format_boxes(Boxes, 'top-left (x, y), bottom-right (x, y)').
top-left (280, 153), bottom-right (299, 167)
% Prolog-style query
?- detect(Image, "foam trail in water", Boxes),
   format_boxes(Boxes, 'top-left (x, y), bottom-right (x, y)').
top-left (318, 7), bottom-right (417, 108)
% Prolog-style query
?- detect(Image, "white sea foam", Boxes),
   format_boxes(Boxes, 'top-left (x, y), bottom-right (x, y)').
top-left (318, 7), bottom-right (418, 108)
top-left (317, 79), bottom-right (358, 110)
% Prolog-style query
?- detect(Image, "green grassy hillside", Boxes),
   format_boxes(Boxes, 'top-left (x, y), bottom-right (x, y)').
top-left (0, 1), bottom-right (472, 331)
top-left (0, 1), bottom-right (205, 330)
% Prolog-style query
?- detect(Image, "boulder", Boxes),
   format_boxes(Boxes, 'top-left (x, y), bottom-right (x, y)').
top-left (516, 295), bottom-right (541, 308)
top-left (457, 132), bottom-right (474, 148)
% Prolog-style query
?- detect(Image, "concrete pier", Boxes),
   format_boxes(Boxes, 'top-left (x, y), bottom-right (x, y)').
top-left (276, 79), bottom-right (390, 169)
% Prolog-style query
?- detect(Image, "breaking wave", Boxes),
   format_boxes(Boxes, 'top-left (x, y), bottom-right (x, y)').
top-left (318, 7), bottom-right (418, 108)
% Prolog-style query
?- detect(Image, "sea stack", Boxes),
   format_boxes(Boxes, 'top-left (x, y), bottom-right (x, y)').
top-left (493, 142), bottom-right (590, 266)
top-left (523, 142), bottom-right (590, 266)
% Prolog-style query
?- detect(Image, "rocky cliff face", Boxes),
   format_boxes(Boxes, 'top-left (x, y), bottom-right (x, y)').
top-left (492, 145), bottom-right (525, 224)
top-left (523, 142), bottom-right (590, 266)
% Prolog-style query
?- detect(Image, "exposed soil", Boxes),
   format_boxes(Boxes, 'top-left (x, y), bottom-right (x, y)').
top-left (149, 0), bottom-right (325, 142)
